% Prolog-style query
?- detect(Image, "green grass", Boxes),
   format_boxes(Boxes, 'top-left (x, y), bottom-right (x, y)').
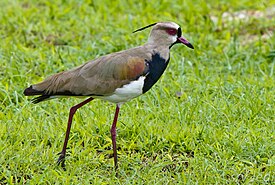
top-left (1, 0), bottom-right (275, 184)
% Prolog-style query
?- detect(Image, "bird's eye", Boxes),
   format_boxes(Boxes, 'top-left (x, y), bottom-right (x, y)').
top-left (166, 28), bottom-right (177, 36)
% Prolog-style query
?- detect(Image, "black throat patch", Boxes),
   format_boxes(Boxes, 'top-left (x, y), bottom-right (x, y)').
top-left (142, 53), bottom-right (170, 93)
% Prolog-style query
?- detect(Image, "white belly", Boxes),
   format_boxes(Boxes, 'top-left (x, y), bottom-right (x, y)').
top-left (95, 76), bottom-right (145, 103)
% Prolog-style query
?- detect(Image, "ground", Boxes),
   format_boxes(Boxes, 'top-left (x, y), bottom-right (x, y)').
top-left (0, 0), bottom-right (274, 184)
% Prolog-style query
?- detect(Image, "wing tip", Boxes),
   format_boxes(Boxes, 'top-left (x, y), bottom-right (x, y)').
top-left (24, 85), bottom-right (50, 103)
top-left (24, 85), bottom-right (44, 96)
top-left (31, 95), bottom-right (51, 104)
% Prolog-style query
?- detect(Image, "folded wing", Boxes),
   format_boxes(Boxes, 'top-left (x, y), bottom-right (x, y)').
top-left (24, 50), bottom-right (149, 103)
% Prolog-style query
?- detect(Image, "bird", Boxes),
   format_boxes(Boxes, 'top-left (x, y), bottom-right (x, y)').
top-left (23, 21), bottom-right (194, 172)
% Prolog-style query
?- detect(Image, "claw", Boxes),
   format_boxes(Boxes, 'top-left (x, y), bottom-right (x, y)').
top-left (57, 153), bottom-right (66, 170)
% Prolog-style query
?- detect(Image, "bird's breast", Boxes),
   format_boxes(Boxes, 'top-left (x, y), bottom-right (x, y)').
top-left (142, 52), bottom-right (169, 93)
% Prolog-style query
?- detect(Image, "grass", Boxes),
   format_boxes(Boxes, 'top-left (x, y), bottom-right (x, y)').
top-left (1, 0), bottom-right (275, 184)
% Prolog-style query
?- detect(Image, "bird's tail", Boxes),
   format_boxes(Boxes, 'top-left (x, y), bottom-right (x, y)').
top-left (24, 86), bottom-right (50, 103)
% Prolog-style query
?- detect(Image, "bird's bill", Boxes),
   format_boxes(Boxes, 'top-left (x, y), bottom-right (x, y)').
top-left (177, 37), bottom-right (194, 49)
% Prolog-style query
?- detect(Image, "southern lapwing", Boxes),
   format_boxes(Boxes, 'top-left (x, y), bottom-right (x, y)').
top-left (24, 21), bottom-right (194, 172)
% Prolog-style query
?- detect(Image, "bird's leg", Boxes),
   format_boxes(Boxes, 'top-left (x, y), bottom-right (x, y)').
top-left (110, 104), bottom-right (121, 172)
top-left (57, 97), bottom-right (94, 168)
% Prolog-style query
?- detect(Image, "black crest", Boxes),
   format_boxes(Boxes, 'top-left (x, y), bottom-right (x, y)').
top-left (133, 23), bottom-right (157, 33)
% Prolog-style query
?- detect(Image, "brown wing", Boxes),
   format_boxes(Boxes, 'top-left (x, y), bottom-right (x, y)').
top-left (28, 48), bottom-right (150, 98)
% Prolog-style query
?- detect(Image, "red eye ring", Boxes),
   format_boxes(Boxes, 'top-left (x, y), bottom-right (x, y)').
top-left (166, 28), bottom-right (177, 36)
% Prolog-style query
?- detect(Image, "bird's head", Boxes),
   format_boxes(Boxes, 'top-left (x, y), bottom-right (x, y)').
top-left (133, 22), bottom-right (194, 49)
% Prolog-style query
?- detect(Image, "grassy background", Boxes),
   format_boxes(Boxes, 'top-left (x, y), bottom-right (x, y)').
top-left (1, 0), bottom-right (275, 184)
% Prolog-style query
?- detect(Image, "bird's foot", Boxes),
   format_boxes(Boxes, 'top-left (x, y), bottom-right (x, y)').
top-left (57, 152), bottom-right (66, 170)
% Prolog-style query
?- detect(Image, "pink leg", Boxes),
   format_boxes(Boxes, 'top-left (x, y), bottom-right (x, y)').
top-left (110, 104), bottom-right (120, 172)
top-left (57, 97), bottom-right (94, 168)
